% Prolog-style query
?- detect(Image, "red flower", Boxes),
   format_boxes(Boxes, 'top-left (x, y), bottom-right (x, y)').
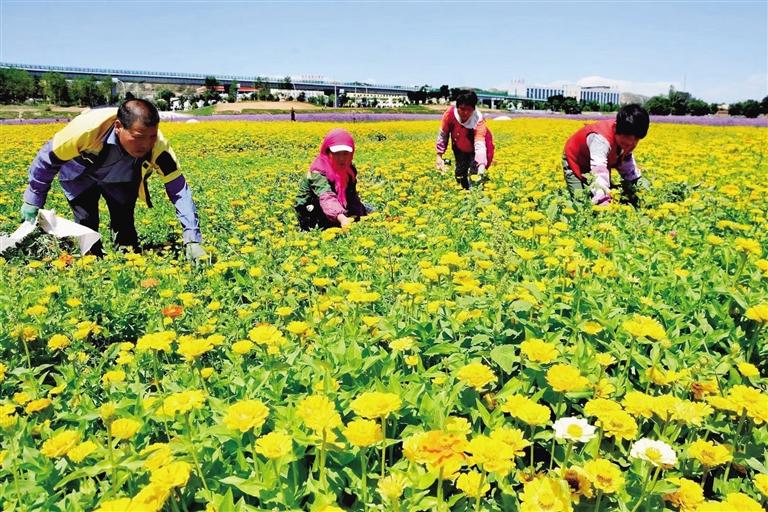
top-left (162, 305), bottom-right (184, 318)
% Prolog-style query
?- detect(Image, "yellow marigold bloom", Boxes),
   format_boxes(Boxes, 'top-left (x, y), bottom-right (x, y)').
top-left (389, 336), bottom-right (415, 352)
top-left (583, 458), bottom-right (624, 493)
top-left (623, 391), bottom-right (655, 419)
top-left (622, 314), bottom-right (667, 341)
top-left (649, 394), bottom-right (683, 421)
top-left (297, 395), bottom-right (341, 432)
top-left (276, 306), bottom-right (294, 317)
top-left (25, 304), bottom-right (48, 316)
top-left (728, 385), bottom-right (768, 423)
top-left (163, 390), bottom-right (206, 415)
top-left (111, 418), bottom-right (141, 440)
top-left (399, 282), bottom-right (426, 295)
top-left (500, 395), bottom-right (551, 426)
top-left (143, 444), bottom-right (173, 472)
top-left (47, 334), bottom-right (71, 351)
top-left (690, 379), bottom-right (719, 400)
top-left (200, 367), bottom-right (214, 379)
top-left (520, 338), bottom-right (559, 364)
top-left (698, 493), bottom-right (764, 512)
top-left (286, 321), bottom-right (310, 335)
top-left (466, 435), bottom-right (517, 475)
top-left (343, 419), bottom-right (383, 447)
top-left (67, 440), bottom-right (98, 463)
top-left (403, 430), bottom-right (467, 471)
top-left (24, 398), bottom-right (52, 414)
top-left (737, 362), bottom-right (760, 378)
top-left (248, 324), bottom-right (286, 346)
top-left (0, 362), bottom-right (6, 382)
top-left (255, 431), bottom-right (293, 459)
top-left (133, 482), bottom-right (170, 511)
top-left (456, 469), bottom-right (490, 498)
top-left (378, 473), bottom-right (408, 501)
top-left (177, 336), bottom-right (213, 362)
top-left (445, 416), bottom-right (472, 436)
top-left (519, 476), bottom-right (573, 512)
top-left (579, 321), bottom-right (603, 335)
top-left (102, 369), bottom-right (126, 385)
top-left (745, 303), bottom-right (768, 323)
top-left (670, 400), bottom-right (713, 426)
top-left (489, 427), bottom-right (530, 457)
top-left (598, 410), bottom-right (638, 441)
top-left (546, 364), bottom-right (589, 393)
top-left (439, 251), bottom-right (467, 267)
top-left (562, 466), bottom-right (593, 503)
top-left (232, 339), bottom-right (254, 355)
top-left (583, 398), bottom-right (623, 419)
top-left (595, 352), bottom-right (616, 367)
top-left (663, 477), bottom-right (704, 512)
top-left (13, 391), bottom-right (31, 405)
top-left (688, 439), bottom-right (732, 467)
top-left (40, 430), bottom-right (80, 458)
top-left (734, 237), bottom-right (762, 257)
top-left (754, 473), bottom-right (768, 497)
top-left (150, 460), bottom-right (192, 489)
top-left (223, 399), bottom-right (269, 433)
top-left (350, 391), bottom-right (402, 419)
top-left (135, 331), bottom-right (175, 352)
top-left (94, 498), bottom-right (135, 512)
top-left (456, 362), bottom-right (497, 390)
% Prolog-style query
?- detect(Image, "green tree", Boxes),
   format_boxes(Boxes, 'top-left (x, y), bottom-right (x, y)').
top-left (227, 80), bottom-right (238, 103)
top-left (728, 102), bottom-right (743, 116)
top-left (204, 76), bottom-right (219, 88)
top-left (742, 99), bottom-right (760, 118)
top-left (686, 98), bottom-right (710, 116)
top-left (760, 96), bottom-right (768, 115)
top-left (0, 67), bottom-right (36, 103)
top-left (562, 97), bottom-right (582, 114)
top-left (41, 71), bottom-right (69, 104)
top-left (99, 75), bottom-right (114, 104)
top-left (157, 88), bottom-right (174, 105)
top-left (644, 96), bottom-right (672, 115)
top-left (70, 76), bottom-right (102, 107)
top-left (546, 94), bottom-right (565, 112)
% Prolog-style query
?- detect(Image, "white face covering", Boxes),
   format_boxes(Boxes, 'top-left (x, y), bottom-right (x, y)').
top-left (454, 106), bottom-right (483, 129)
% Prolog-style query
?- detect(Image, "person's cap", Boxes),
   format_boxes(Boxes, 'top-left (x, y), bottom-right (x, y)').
top-left (329, 144), bottom-right (353, 153)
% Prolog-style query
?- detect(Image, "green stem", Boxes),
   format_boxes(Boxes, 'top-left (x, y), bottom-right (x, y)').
top-left (21, 339), bottom-right (31, 368)
top-left (106, 422), bottom-right (117, 496)
top-left (529, 425), bottom-right (536, 474)
top-left (630, 464), bottom-right (661, 512)
top-left (560, 441), bottom-right (573, 476)
top-left (474, 470), bottom-right (486, 512)
top-left (437, 466), bottom-right (445, 512)
top-left (319, 428), bottom-right (327, 488)
top-left (184, 413), bottom-right (210, 492)
top-left (381, 416), bottom-right (387, 477)
top-left (361, 449), bottom-right (368, 507)
top-left (593, 490), bottom-right (603, 512)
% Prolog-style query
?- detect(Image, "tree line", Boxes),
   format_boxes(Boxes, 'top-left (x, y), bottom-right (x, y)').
top-left (0, 68), bottom-right (115, 106)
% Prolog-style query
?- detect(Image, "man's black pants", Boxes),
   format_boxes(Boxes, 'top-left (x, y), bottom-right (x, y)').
top-left (67, 183), bottom-right (139, 256)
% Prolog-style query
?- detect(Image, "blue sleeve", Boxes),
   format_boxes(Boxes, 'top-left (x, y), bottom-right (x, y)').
top-left (23, 141), bottom-right (64, 207)
top-left (164, 175), bottom-right (202, 244)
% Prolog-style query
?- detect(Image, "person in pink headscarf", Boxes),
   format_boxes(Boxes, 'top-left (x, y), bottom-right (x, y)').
top-left (295, 128), bottom-right (370, 231)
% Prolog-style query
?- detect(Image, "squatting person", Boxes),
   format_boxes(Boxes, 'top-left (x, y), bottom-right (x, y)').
top-left (435, 90), bottom-right (495, 189)
top-left (295, 128), bottom-right (370, 230)
top-left (562, 104), bottom-right (651, 206)
top-left (19, 99), bottom-right (206, 262)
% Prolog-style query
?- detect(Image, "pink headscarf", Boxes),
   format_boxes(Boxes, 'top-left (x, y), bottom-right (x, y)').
top-left (310, 128), bottom-right (356, 208)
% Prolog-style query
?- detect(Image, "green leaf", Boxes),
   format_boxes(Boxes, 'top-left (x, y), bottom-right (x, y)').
top-left (489, 345), bottom-right (517, 374)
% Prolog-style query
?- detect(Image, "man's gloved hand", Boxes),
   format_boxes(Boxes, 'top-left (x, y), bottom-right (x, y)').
top-left (477, 164), bottom-right (487, 176)
top-left (21, 202), bottom-right (39, 223)
top-left (436, 154), bottom-right (447, 173)
top-left (185, 242), bottom-right (207, 265)
top-left (634, 176), bottom-right (651, 191)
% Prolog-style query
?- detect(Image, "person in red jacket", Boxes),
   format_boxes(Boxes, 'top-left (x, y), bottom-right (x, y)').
top-left (435, 90), bottom-right (494, 189)
top-left (563, 104), bottom-right (651, 206)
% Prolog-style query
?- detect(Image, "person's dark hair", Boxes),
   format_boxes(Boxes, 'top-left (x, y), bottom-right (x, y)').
top-left (616, 104), bottom-right (649, 138)
top-left (117, 98), bottom-right (160, 128)
top-left (455, 90), bottom-right (478, 108)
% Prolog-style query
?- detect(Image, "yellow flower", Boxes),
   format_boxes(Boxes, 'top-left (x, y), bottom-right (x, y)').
top-left (456, 362), bottom-right (497, 390)
top-left (595, 353), bottom-right (616, 367)
top-left (162, 390), bottom-right (206, 415)
top-left (248, 324), bottom-right (286, 346)
top-left (389, 336), bottom-right (415, 352)
top-left (232, 339), bottom-right (254, 354)
top-left (133, 482), bottom-right (170, 511)
top-left (520, 338), bottom-right (559, 364)
top-left (598, 410), bottom-right (638, 441)
top-left (378, 473), bottom-right (408, 501)
top-left (24, 398), bottom-right (52, 414)
top-left (135, 331), bottom-right (175, 352)
top-left (734, 237), bottom-right (762, 256)
top-left (456, 469), bottom-right (490, 498)
top-left (343, 419), bottom-right (383, 447)
top-left (177, 335), bottom-right (214, 362)
top-left (350, 391), bottom-right (402, 419)
top-left (745, 304), bottom-right (768, 323)
top-left (286, 321), bottom-right (310, 335)
top-left (623, 391), bottom-right (655, 418)
top-left (403, 430), bottom-right (467, 471)
top-left (223, 399), bottom-right (269, 433)
top-left (580, 321), bottom-right (603, 335)
top-left (255, 431), bottom-right (293, 459)
top-left (297, 395), bottom-right (341, 432)
top-left (583, 458), bottom-right (624, 493)
top-left (200, 367), bottom-right (214, 379)
top-left (687, 439), bottom-right (732, 467)
top-left (110, 418), bottom-right (141, 440)
top-left (399, 282), bottom-right (426, 295)
top-left (67, 440), bottom-right (98, 463)
top-left (142, 444), bottom-right (173, 472)
top-left (40, 430), bottom-right (80, 458)
top-left (622, 314), bottom-right (667, 341)
top-left (102, 369), bottom-right (126, 385)
top-left (94, 498), bottom-right (135, 512)
top-left (519, 476), bottom-right (573, 512)
top-left (150, 460), bottom-right (192, 489)
top-left (466, 435), bottom-right (517, 475)
top-left (500, 395), bottom-right (551, 426)
top-left (754, 473), bottom-right (768, 497)
top-left (546, 364), bottom-right (589, 392)
top-left (664, 477), bottom-right (704, 511)
top-left (737, 362), bottom-right (760, 378)
top-left (47, 334), bottom-right (71, 351)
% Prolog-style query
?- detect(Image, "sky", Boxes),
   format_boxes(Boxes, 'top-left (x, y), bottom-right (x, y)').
top-left (0, 0), bottom-right (765, 103)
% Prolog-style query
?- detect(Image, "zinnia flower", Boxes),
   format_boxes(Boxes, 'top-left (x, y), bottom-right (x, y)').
top-left (630, 438), bottom-right (677, 468)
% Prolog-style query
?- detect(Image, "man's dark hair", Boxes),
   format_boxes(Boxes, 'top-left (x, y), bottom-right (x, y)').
top-left (616, 104), bottom-right (649, 138)
top-left (117, 98), bottom-right (160, 128)
top-left (455, 90), bottom-right (478, 108)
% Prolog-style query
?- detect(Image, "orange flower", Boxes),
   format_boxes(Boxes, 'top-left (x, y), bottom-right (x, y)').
top-left (162, 305), bottom-right (184, 318)
top-left (141, 278), bottom-right (160, 288)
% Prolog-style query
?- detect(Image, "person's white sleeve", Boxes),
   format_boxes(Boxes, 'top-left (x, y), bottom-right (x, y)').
top-left (586, 133), bottom-right (611, 205)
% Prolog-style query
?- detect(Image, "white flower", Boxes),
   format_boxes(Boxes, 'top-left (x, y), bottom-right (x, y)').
top-left (630, 438), bottom-right (677, 467)
top-left (553, 417), bottom-right (597, 443)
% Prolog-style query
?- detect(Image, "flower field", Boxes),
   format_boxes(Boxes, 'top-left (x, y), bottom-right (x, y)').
top-left (0, 118), bottom-right (766, 512)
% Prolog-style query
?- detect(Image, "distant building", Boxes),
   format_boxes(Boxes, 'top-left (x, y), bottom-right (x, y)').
top-left (578, 86), bottom-right (620, 105)
top-left (525, 83), bottom-right (620, 104)
top-left (526, 86), bottom-right (564, 101)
